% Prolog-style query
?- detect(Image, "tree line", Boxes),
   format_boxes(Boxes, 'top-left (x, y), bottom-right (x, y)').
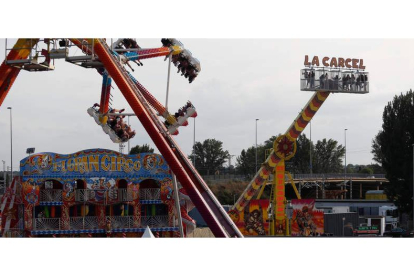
top-left (132, 135), bottom-right (379, 177)
top-left (187, 135), bottom-right (351, 176)
top-left (236, 135), bottom-right (346, 176)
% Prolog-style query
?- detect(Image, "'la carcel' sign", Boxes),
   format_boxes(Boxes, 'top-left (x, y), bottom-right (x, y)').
top-left (304, 55), bottom-right (365, 69)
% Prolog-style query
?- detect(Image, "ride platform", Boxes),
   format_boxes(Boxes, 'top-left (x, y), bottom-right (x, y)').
top-left (300, 67), bottom-right (369, 94)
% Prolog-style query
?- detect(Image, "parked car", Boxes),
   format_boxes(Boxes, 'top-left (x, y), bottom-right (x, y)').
top-left (384, 227), bottom-right (414, 237)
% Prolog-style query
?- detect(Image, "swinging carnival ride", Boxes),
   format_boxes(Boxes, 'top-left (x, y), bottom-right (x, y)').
top-left (230, 56), bottom-right (369, 236)
top-left (0, 39), bottom-right (369, 237)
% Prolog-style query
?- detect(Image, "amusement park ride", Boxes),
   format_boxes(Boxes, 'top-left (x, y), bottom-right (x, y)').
top-left (229, 55), bottom-right (369, 236)
top-left (0, 38), bottom-right (241, 238)
top-left (0, 40), bottom-right (369, 237)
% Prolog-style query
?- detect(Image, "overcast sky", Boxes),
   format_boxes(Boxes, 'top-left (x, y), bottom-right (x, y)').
top-left (1, 38), bottom-right (413, 170)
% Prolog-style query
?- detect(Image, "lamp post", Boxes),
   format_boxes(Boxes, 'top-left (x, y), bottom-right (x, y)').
top-left (128, 116), bottom-right (130, 154)
top-left (310, 120), bottom-right (312, 177)
top-left (2, 160), bottom-right (5, 179)
top-left (344, 128), bottom-right (348, 177)
top-left (255, 119), bottom-right (259, 173)
top-left (165, 53), bottom-right (172, 110)
top-left (344, 128), bottom-right (348, 199)
top-left (193, 117), bottom-right (196, 165)
top-left (342, 217), bottom-right (346, 237)
top-left (1, 160), bottom-right (5, 193)
top-left (7, 107), bottom-right (13, 184)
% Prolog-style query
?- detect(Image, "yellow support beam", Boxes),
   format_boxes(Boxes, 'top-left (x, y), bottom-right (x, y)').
top-left (286, 171), bottom-right (301, 199)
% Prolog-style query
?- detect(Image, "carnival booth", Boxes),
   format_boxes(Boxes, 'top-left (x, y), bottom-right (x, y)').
top-left (0, 149), bottom-right (195, 237)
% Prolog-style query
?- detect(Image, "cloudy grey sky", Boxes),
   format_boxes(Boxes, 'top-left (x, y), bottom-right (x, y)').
top-left (1, 39), bottom-right (413, 171)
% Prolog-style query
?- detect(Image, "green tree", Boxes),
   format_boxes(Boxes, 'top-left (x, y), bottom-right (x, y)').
top-left (235, 145), bottom-right (267, 175)
top-left (263, 135), bottom-right (278, 151)
top-left (367, 163), bottom-right (385, 174)
top-left (236, 149), bottom-right (253, 175)
top-left (360, 167), bottom-right (373, 175)
top-left (313, 138), bottom-right (345, 173)
top-left (290, 134), bottom-right (313, 174)
top-left (372, 90), bottom-right (414, 214)
top-left (129, 144), bottom-right (155, 154)
top-left (236, 135), bottom-right (278, 176)
top-left (189, 139), bottom-right (229, 175)
top-left (346, 164), bottom-right (356, 173)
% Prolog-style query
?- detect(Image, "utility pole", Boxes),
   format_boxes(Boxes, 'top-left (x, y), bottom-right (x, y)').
top-left (6, 166), bottom-right (10, 187)
top-left (165, 54), bottom-right (172, 110)
top-left (1, 160), bottom-right (5, 194)
top-left (342, 217), bottom-right (346, 237)
top-left (7, 107), bottom-right (13, 183)
top-left (344, 128), bottom-right (348, 177)
top-left (128, 116), bottom-right (130, 154)
top-left (310, 120), bottom-right (312, 177)
top-left (344, 128), bottom-right (348, 199)
top-left (255, 119), bottom-right (259, 172)
top-left (193, 118), bottom-right (196, 165)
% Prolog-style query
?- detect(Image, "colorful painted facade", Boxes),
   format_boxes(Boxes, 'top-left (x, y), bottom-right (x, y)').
top-left (291, 199), bottom-right (324, 236)
top-left (1, 148), bottom-right (196, 237)
top-left (229, 199), bottom-right (269, 236)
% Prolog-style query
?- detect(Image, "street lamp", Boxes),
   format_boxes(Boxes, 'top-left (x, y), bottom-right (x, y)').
top-left (310, 120), bottom-right (312, 177)
top-left (342, 217), bottom-right (346, 237)
top-left (193, 117), bottom-right (196, 165)
top-left (344, 128), bottom-right (348, 178)
top-left (1, 160), bottom-right (5, 193)
top-left (255, 119), bottom-right (259, 173)
top-left (7, 107), bottom-right (13, 184)
top-left (344, 128), bottom-right (348, 199)
top-left (128, 116), bottom-right (130, 154)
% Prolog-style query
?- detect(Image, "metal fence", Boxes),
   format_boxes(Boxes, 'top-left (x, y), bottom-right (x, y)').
top-left (40, 189), bottom-right (62, 202)
top-left (300, 78), bottom-right (370, 93)
top-left (107, 216), bottom-right (135, 229)
top-left (70, 216), bottom-right (100, 230)
top-left (141, 215), bottom-right (169, 227)
top-left (200, 173), bottom-right (386, 183)
top-left (139, 188), bottom-right (161, 200)
top-left (33, 215), bottom-right (169, 230)
top-left (75, 188), bottom-right (136, 202)
top-left (34, 218), bottom-right (61, 230)
top-left (291, 173), bottom-right (386, 180)
top-left (201, 174), bottom-right (247, 183)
